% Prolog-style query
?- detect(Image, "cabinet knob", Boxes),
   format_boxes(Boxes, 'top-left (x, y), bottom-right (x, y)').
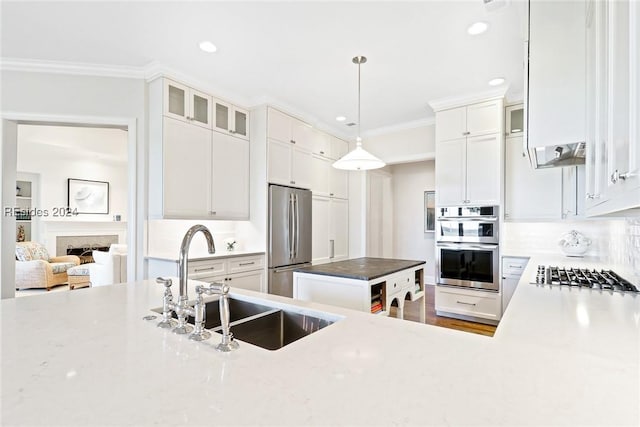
top-left (290, 140), bottom-right (296, 144)
top-left (209, 211), bottom-right (217, 215)
top-left (463, 131), bottom-right (471, 136)
top-left (320, 151), bottom-right (325, 155)
top-left (330, 193), bottom-right (334, 196)
top-left (229, 129), bottom-right (236, 134)
top-left (290, 181), bottom-right (295, 185)
top-left (586, 193), bottom-right (601, 200)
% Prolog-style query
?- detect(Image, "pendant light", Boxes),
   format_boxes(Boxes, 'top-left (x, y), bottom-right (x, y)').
top-left (332, 56), bottom-right (386, 171)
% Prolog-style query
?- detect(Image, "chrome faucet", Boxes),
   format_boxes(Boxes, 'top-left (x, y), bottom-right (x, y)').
top-left (174, 224), bottom-right (216, 334)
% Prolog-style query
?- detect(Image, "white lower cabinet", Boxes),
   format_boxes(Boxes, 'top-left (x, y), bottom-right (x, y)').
top-left (501, 256), bottom-right (529, 314)
top-left (435, 286), bottom-right (501, 323)
top-left (147, 254), bottom-right (266, 293)
top-left (311, 196), bottom-right (348, 264)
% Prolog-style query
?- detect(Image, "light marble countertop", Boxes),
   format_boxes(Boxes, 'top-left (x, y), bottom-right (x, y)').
top-left (145, 250), bottom-right (265, 262)
top-left (2, 256), bottom-right (639, 426)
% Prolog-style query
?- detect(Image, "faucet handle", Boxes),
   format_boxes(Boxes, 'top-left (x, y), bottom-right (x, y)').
top-left (200, 282), bottom-right (230, 296)
top-left (156, 277), bottom-right (173, 288)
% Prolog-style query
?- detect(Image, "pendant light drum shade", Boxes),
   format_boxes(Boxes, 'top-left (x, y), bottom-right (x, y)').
top-left (332, 56), bottom-right (385, 171)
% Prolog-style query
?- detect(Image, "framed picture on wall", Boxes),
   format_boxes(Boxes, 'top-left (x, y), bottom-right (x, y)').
top-left (424, 191), bottom-right (435, 233)
top-left (68, 179), bottom-right (109, 214)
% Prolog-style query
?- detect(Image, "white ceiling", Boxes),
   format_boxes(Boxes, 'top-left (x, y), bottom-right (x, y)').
top-left (1, 1), bottom-right (526, 136)
top-left (17, 125), bottom-right (128, 163)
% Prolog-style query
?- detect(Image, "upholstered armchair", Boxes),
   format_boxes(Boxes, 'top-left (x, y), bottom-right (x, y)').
top-left (15, 242), bottom-right (80, 290)
top-left (87, 244), bottom-right (127, 286)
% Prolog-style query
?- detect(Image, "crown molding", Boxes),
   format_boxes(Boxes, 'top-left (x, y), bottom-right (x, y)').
top-left (362, 116), bottom-right (435, 138)
top-left (0, 57), bottom-right (146, 79)
top-left (383, 152), bottom-right (436, 165)
top-left (428, 87), bottom-right (509, 112)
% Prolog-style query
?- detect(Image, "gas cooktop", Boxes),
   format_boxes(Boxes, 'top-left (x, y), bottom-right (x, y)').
top-left (532, 265), bottom-right (639, 293)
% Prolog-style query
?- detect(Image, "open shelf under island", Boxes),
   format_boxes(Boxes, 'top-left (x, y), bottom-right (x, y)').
top-left (293, 257), bottom-right (426, 321)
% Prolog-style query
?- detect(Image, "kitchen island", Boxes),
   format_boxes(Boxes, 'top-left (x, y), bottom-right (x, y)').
top-left (2, 255), bottom-right (639, 426)
top-left (293, 257), bottom-right (426, 320)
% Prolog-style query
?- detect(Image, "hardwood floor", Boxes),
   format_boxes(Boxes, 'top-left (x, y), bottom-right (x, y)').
top-left (389, 285), bottom-right (497, 337)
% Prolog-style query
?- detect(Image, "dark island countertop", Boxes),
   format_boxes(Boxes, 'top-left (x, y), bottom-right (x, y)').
top-left (295, 257), bottom-right (426, 281)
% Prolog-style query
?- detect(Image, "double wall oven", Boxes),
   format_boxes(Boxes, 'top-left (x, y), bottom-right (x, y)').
top-left (435, 206), bottom-right (500, 292)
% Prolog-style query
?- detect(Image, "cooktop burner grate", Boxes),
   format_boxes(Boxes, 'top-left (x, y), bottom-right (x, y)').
top-left (533, 266), bottom-right (638, 293)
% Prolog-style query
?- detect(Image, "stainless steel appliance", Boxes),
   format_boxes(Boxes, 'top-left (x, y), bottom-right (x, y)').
top-left (436, 206), bottom-right (499, 244)
top-left (268, 185), bottom-right (312, 297)
top-left (435, 206), bottom-right (500, 292)
top-left (531, 266), bottom-right (639, 293)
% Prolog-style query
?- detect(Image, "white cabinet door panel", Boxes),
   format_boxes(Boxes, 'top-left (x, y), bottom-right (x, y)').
top-left (291, 146), bottom-right (312, 189)
top-left (228, 270), bottom-right (264, 293)
top-left (291, 119), bottom-right (314, 151)
top-left (267, 108), bottom-right (292, 143)
top-left (312, 196), bottom-right (330, 264)
top-left (466, 134), bottom-right (501, 204)
top-left (163, 117), bottom-right (211, 217)
top-left (311, 155), bottom-right (330, 196)
top-left (467, 100), bottom-right (501, 137)
top-left (435, 107), bottom-right (466, 142)
top-left (330, 167), bottom-right (348, 199)
top-left (330, 137), bottom-right (349, 160)
top-left (268, 139), bottom-right (291, 186)
top-left (435, 138), bottom-right (466, 205)
top-left (211, 132), bottom-right (249, 219)
top-left (330, 198), bottom-right (349, 260)
top-left (505, 136), bottom-right (562, 220)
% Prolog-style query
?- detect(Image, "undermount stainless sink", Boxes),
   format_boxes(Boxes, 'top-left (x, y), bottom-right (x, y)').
top-left (214, 309), bottom-right (335, 351)
top-left (152, 296), bottom-right (339, 350)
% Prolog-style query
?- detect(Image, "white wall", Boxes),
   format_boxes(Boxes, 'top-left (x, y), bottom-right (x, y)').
top-left (1, 70), bottom-right (146, 298)
top-left (364, 123), bottom-right (436, 164)
top-left (390, 160), bottom-right (436, 283)
top-left (17, 130), bottom-right (128, 221)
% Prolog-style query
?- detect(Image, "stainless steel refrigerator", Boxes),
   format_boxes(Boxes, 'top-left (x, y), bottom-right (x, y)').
top-left (268, 184), bottom-right (312, 297)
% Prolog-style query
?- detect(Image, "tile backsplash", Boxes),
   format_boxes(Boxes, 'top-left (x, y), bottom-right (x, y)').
top-left (503, 218), bottom-right (640, 276)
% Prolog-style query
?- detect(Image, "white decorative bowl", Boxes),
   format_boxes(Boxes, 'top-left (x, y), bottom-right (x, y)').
top-left (558, 230), bottom-right (591, 257)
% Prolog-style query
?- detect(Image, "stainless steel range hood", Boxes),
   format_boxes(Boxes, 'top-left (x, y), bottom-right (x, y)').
top-left (529, 142), bottom-right (586, 169)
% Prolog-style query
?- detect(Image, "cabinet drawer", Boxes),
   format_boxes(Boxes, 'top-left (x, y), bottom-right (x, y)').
top-left (502, 257), bottom-right (529, 278)
top-left (227, 255), bottom-right (264, 274)
top-left (188, 260), bottom-right (226, 279)
top-left (436, 287), bottom-right (501, 320)
top-left (386, 272), bottom-right (414, 296)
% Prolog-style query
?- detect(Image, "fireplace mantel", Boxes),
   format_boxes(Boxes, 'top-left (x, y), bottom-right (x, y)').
top-left (41, 220), bottom-right (127, 256)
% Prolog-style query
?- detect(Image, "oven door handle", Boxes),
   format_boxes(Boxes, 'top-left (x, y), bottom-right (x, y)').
top-left (436, 243), bottom-right (498, 251)
top-left (436, 216), bottom-right (498, 222)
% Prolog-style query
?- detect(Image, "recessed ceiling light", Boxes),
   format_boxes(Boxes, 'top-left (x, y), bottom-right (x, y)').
top-left (488, 77), bottom-right (505, 86)
top-left (467, 22), bottom-right (488, 35)
top-left (199, 41), bottom-right (217, 53)
top-left (336, 116), bottom-right (346, 122)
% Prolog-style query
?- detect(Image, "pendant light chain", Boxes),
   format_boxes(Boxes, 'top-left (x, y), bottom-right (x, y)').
top-left (357, 58), bottom-right (361, 146)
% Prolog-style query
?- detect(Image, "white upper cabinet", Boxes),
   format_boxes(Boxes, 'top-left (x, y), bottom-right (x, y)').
top-left (528, 0), bottom-right (586, 151)
top-left (435, 100), bottom-right (501, 142)
top-left (435, 138), bottom-right (466, 206)
top-left (211, 132), bottom-right (250, 219)
top-left (585, 0), bottom-right (640, 215)
top-left (311, 155), bottom-right (331, 196)
top-left (163, 79), bottom-right (212, 129)
top-left (162, 117), bottom-right (212, 217)
top-left (435, 98), bottom-right (503, 206)
top-left (267, 108), bottom-right (313, 150)
top-left (214, 99), bottom-right (250, 140)
top-left (505, 104), bottom-right (525, 137)
top-left (311, 130), bottom-right (331, 157)
top-left (465, 134), bottom-right (501, 205)
top-left (330, 137), bottom-right (349, 160)
top-left (505, 136), bottom-right (563, 220)
top-left (150, 78), bottom-right (250, 219)
top-left (329, 167), bottom-right (348, 199)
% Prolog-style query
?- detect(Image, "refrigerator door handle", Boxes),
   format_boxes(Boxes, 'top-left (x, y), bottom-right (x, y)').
top-left (295, 193), bottom-right (300, 259)
top-left (288, 193), bottom-right (294, 259)
top-left (274, 262), bottom-right (312, 274)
